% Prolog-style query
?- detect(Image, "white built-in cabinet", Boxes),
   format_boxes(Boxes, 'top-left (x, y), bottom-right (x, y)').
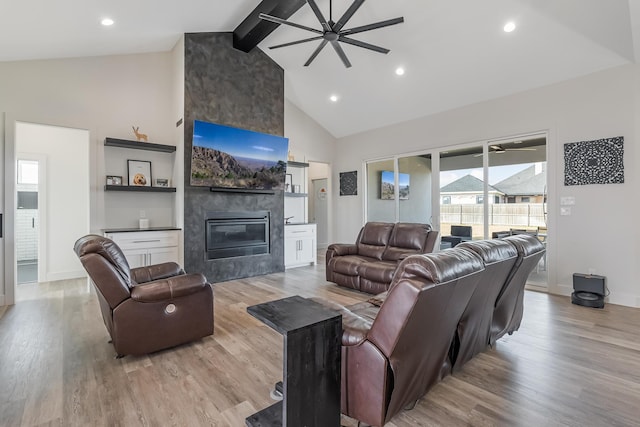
top-left (284, 161), bottom-right (317, 268)
top-left (104, 229), bottom-right (181, 268)
top-left (285, 224), bottom-right (317, 268)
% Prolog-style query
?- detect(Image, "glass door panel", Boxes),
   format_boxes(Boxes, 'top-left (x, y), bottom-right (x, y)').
top-left (366, 159), bottom-right (396, 222)
top-left (439, 146), bottom-right (485, 242)
top-left (488, 137), bottom-right (547, 286)
top-left (398, 155), bottom-right (432, 224)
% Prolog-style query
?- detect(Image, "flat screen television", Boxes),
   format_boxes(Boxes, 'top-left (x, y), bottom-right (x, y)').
top-left (381, 170), bottom-right (410, 200)
top-left (190, 120), bottom-right (289, 191)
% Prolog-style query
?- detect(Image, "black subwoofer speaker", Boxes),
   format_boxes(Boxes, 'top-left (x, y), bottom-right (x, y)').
top-left (571, 273), bottom-right (605, 308)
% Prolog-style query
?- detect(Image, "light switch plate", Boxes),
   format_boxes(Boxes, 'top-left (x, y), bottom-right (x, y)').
top-left (561, 196), bottom-right (575, 206)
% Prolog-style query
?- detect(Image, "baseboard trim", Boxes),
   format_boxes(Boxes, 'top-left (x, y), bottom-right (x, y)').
top-left (46, 270), bottom-right (87, 282)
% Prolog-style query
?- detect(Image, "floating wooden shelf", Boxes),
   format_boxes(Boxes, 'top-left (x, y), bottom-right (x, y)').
top-left (285, 192), bottom-right (308, 198)
top-left (287, 161), bottom-right (309, 168)
top-left (105, 185), bottom-right (176, 193)
top-left (104, 137), bottom-right (176, 153)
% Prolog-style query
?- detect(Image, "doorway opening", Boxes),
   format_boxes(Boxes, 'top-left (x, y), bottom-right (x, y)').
top-left (308, 161), bottom-right (330, 250)
top-left (16, 159), bottom-right (39, 284)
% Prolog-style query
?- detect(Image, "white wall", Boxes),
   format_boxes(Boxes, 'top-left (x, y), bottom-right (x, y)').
top-left (1, 52), bottom-right (176, 302)
top-left (17, 122), bottom-right (89, 281)
top-left (284, 100), bottom-right (336, 241)
top-left (334, 64), bottom-right (639, 307)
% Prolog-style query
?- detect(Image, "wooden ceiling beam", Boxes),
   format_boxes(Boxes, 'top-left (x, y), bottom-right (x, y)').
top-left (233, 0), bottom-right (307, 53)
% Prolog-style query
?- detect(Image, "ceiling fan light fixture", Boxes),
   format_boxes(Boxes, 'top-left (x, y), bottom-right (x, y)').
top-left (329, 94), bottom-right (339, 102)
top-left (395, 67), bottom-right (405, 76)
top-left (101, 18), bottom-right (114, 26)
top-left (503, 21), bottom-right (516, 33)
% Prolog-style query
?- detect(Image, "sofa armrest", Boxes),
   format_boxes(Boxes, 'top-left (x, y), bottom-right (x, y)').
top-left (130, 273), bottom-right (208, 302)
top-left (131, 262), bottom-right (185, 284)
top-left (327, 243), bottom-right (358, 257)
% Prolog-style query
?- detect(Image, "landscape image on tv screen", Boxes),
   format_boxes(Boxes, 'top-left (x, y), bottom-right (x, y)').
top-left (190, 120), bottom-right (289, 190)
top-left (381, 170), bottom-right (410, 200)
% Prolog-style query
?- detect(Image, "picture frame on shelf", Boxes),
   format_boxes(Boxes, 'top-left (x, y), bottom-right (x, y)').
top-left (127, 160), bottom-right (152, 187)
top-left (106, 175), bottom-right (123, 186)
top-left (155, 178), bottom-right (170, 187)
top-left (285, 174), bottom-right (293, 193)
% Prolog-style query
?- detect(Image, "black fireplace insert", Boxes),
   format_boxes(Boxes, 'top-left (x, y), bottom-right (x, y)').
top-left (206, 211), bottom-right (270, 260)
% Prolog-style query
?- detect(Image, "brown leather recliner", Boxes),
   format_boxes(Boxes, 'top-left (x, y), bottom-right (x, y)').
top-left (450, 239), bottom-right (519, 371)
top-left (73, 234), bottom-right (214, 357)
top-left (339, 249), bottom-right (485, 427)
top-left (326, 222), bottom-right (439, 294)
top-left (490, 234), bottom-right (546, 345)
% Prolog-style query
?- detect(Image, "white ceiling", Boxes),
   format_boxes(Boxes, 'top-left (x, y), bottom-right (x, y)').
top-left (1, 0), bottom-right (639, 138)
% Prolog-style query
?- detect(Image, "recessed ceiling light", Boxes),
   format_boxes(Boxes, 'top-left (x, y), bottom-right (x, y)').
top-left (395, 67), bottom-right (405, 76)
top-left (101, 18), bottom-right (114, 26)
top-left (329, 95), bottom-right (339, 102)
top-left (503, 22), bottom-right (516, 33)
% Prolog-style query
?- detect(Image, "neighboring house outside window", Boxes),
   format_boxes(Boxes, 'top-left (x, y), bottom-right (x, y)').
top-left (494, 195), bottom-right (500, 203)
top-left (507, 196), bottom-right (516, 203)
top-left (476, 195), bottom-right (484, 204)
top-left (521, 196), bottom-right (530, 203)
top-left (442, 196), bottom-right (451, 204)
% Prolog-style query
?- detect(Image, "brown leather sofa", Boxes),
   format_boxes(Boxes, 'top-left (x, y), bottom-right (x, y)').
top-left (331, 234), bottom-right (545, 426)
top-left (74, 234), bottom-right (214, 357)
top-left (326, 222), bottom-right (439, 294)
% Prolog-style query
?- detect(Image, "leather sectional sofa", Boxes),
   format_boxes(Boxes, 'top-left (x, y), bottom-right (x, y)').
top-left (325, 222), bottom-right (439, 294)
top-left (330, 234), bottom-right (545, 427)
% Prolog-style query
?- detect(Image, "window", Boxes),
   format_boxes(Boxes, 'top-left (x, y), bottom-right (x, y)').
top-left (476, 195), bottom-right (484, 204)
top-left (18, 160), bottom-right (38, 185)
top-left (507, 196), bottom-right (516, 204)
top-left (494, 195), bottom-right (500, 203)
top-left (521, 196), bottom-right (530, 203)
top-left (442, 196), bottom-right (451, 204)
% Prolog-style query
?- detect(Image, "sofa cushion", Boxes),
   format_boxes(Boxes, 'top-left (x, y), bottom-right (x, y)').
top-left (358, 261), bottom-right (397, 284)
top-left (382, 223), bottom-right (433, 261)
top-left (329, 255), bottom-right (377, 276)
top-left (357, 222), bottom-right (395, 260)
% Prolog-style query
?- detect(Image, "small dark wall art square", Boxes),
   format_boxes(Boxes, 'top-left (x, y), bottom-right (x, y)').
top-left (564, 136), bottom-right (624, 186)
top-left (340, 171), bottom-right (357, 196)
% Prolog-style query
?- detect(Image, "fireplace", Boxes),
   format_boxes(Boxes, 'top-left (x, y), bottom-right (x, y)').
top-left (206, 211), bottom-right (270, 260)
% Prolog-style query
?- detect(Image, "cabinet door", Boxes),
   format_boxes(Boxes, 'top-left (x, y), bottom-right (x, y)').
top-left (284, 238), bottom-right (298, 267)
top-left (122, 248), bottom-right (148, 269)
top-left (147, 246), bottom-right (178, 266)
top-left (299, 236), bottom-right (316, 265)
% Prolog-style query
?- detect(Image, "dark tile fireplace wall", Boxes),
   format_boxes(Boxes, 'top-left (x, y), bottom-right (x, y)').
top-left (184, 32), bottom-right (285, 282)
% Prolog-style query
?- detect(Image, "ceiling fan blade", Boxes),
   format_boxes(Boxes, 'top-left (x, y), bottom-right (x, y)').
top-left (304, 39), bottom-right (329, 66)
top-left (269, 36), bottom-right (324, 49)
top-left (306, 0), bottom-right (332, 32)
top-left (330, 40), bottom-right (352, 68)
top-left (333, 0), bottom-right (366, 32)
top-left (341, 17), bottom-right (404, 36)
top-left (338, 36), bottom-right (389, 54)
top-left (259, 13), bottom-right (323, 35)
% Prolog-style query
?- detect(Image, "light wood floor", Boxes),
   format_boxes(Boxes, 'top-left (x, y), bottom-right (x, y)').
top-left (1, 263), bottom-right (640, 427)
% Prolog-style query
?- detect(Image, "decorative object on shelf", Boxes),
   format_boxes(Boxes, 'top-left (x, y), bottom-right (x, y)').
top-left (288, 150), bottom-right (295, 161)
top-left (155, 178), bottom-right (169, 188)
top-left (564, 136), bottom-right (624, 186)
top-left (128, 160), bottom-right (152, 187)
top-left (132, 126), bottom-right (148, 142)
top-left (292, 184), bottom-right (301, 193)
top-left (106, 175), bottom-right (122, 186)
top-left (340, 170), bottom-right (357, 196)
top-left (139, 218), bottom-right (150, 229)
top-left (285, 174), bottom-right (293, 192)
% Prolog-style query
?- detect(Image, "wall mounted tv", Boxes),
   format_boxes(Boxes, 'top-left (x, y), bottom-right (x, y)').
top-left (381, 170), bottom-right (410, 200)
top-left (190, 120), bottom-right (289, 191)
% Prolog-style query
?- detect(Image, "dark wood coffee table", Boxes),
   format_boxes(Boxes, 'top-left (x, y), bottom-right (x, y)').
top-left (245, 295), bottom-right (342, 427)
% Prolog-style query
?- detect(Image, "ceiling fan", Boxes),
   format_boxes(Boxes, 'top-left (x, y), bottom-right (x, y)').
top-left (259, 0), bottom-right (404, 68)
top-left (473, 145), bottom-right (538, 157)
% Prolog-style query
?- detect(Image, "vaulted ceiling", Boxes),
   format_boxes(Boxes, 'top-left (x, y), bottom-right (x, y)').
top-left (2, 0), bottom-right (639, 137)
